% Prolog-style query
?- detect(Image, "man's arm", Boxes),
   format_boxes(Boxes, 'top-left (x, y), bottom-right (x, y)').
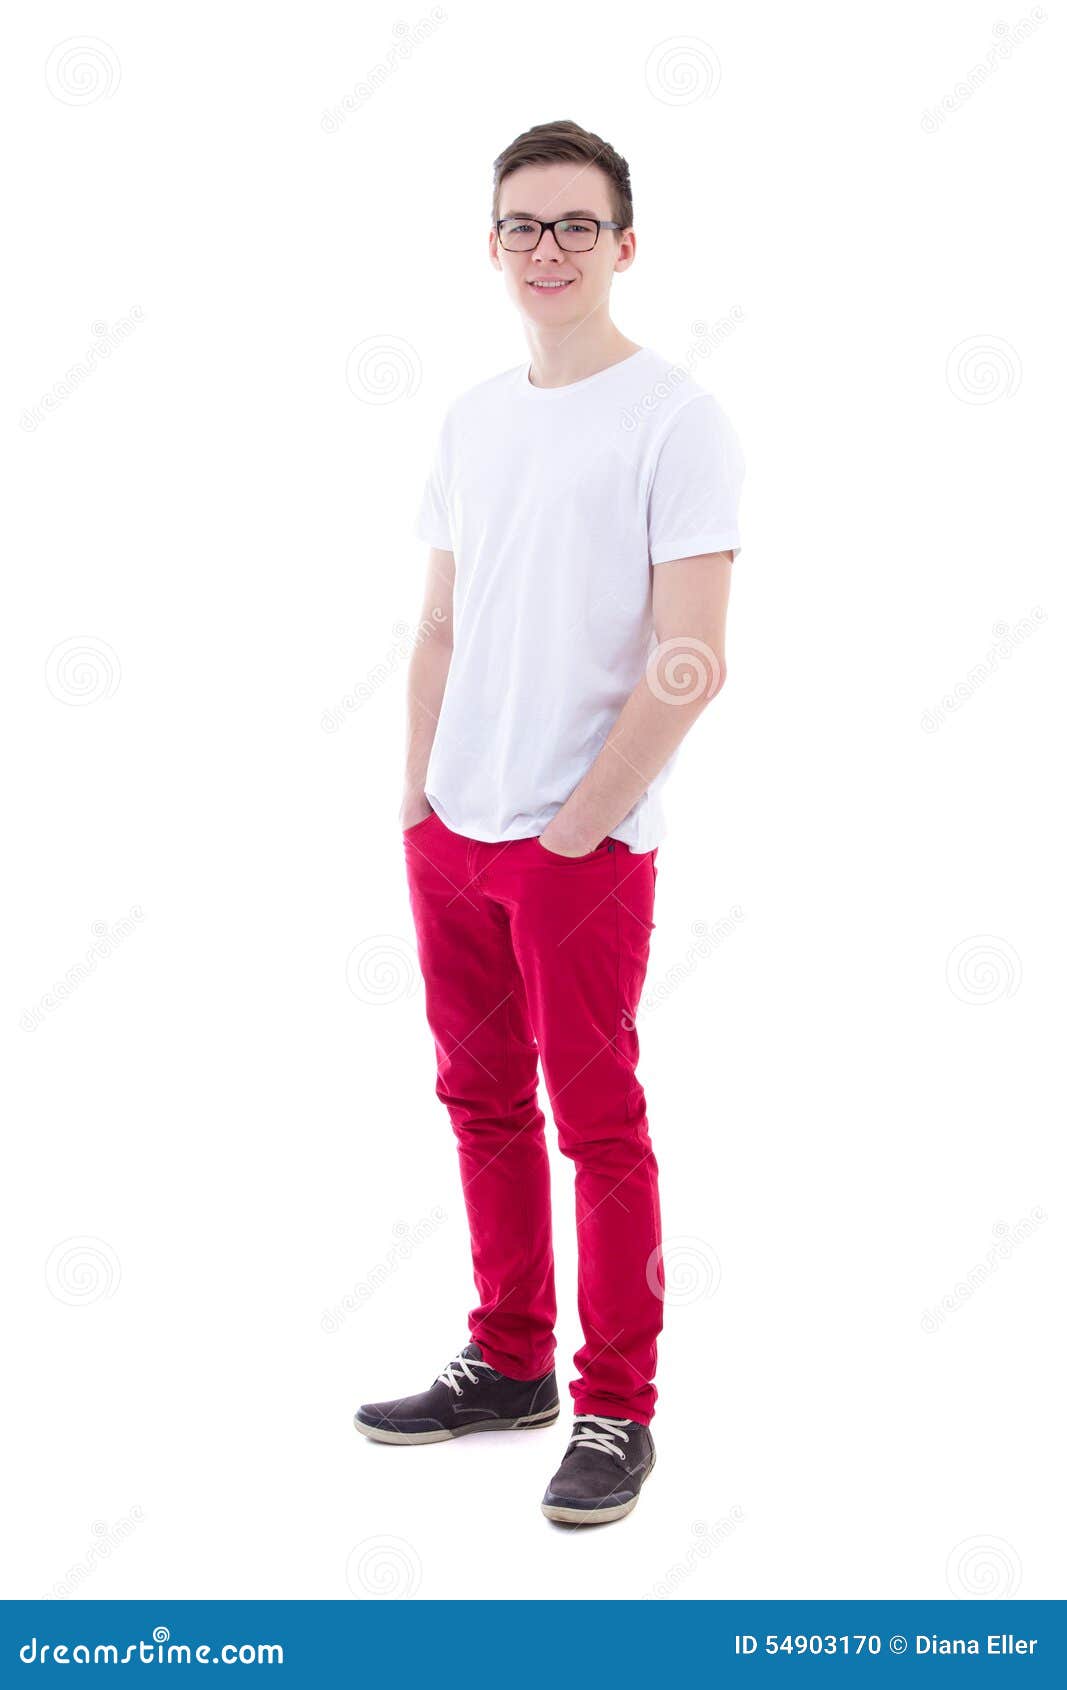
top-left (401, 546), bottom-right (455, 828)
top-left (539, 549), bottom-right (733, 855)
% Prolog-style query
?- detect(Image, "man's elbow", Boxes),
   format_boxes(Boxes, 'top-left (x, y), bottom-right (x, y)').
top-left (704, 652), bottom-right (726, 705)
top-left (695, 649), bottom-right (726, 708)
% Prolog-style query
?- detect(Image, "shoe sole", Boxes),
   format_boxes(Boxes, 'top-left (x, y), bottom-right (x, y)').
top-left (540, 1445), bottom-right (656, 1525)
top-left (541, 1495), bottom-right (640, 1524)
top-left (354, 1405), bottom-right (560, 1445)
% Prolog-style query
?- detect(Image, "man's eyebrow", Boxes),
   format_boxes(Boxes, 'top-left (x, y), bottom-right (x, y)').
top-left (500, 208), bottom-right (602, 219)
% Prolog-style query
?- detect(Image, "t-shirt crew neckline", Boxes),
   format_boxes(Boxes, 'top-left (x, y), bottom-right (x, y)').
top-left (519, 345), bottom-right (652, 397)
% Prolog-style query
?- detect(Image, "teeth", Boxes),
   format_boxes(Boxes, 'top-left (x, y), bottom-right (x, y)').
top-left (531, 280), bottom-right (570, 288)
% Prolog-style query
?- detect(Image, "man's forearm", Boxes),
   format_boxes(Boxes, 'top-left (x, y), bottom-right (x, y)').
top-left (542, 651), bottom-right (722, 853)
top-left (402, 637), bottom-right (452, 807)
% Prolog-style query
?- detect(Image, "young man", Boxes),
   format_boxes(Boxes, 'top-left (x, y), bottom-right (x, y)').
top-left (354, 120), bottom-right (744, 1526)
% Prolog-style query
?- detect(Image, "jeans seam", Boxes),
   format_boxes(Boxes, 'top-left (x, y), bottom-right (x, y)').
top-left (612, 845), bottom-right (625, 1113)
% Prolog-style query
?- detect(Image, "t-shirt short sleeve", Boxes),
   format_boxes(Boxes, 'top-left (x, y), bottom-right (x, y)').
top-left (647, 395), bottom-right (745, 565)
top-left (414, 413), bottom-right (454, 551)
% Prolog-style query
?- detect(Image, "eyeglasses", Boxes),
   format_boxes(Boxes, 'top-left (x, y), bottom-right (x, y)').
top-left (495, 216), bottom-right (622, 253)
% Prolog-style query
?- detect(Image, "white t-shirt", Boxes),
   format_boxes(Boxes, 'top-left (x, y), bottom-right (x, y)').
top-left (414, 344), bottom-right (745, 850)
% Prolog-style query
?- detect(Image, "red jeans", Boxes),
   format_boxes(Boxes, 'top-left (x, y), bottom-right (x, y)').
top-left (403, 808), bottom-right (663, 1425)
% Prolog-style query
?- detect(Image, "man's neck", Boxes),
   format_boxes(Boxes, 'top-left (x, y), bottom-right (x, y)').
top-left (525, 330), bottom-right (642, 390)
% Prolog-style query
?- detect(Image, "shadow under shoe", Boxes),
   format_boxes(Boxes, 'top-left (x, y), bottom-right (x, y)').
top-left (541, 1415), bottom-right (656, 1525)
top-left (354, 1341), bottom-right (560, 1445)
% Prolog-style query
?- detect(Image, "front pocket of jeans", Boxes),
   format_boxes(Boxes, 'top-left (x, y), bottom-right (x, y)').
top-left (534, 836), bottom-right (614, 862)
top-left (402, 812), bottom-right (436, 837)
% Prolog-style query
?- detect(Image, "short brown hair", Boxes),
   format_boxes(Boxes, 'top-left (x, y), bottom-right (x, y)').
top-left (491, 120), bottom-right (633, 234)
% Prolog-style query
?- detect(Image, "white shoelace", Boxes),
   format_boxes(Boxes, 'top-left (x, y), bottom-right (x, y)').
top-left (436, 1351), bottom-right (495, 1396)
top-left (567, 1414), bottom-right (631, 1462)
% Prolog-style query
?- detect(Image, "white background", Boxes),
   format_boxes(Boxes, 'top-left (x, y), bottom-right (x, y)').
top-left (2, 1), bottom-right (1063, 1603)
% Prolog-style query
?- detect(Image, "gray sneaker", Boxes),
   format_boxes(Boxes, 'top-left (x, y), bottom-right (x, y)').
top-left (541, 1414), bottom-right (656, 1524)
top-left (354, 1341), bottom-right (560, 1445)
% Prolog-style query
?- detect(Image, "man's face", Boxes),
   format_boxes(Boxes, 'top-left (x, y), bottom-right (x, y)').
top-left (489, 161), bottom-right (634, 330)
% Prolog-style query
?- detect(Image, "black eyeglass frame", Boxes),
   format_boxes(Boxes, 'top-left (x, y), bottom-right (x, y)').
top-left (494, 216), bottom-right (623, 253)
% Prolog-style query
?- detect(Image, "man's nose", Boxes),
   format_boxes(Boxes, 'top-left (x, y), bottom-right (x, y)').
top-left (531, 225), bottom-right (565, 257)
